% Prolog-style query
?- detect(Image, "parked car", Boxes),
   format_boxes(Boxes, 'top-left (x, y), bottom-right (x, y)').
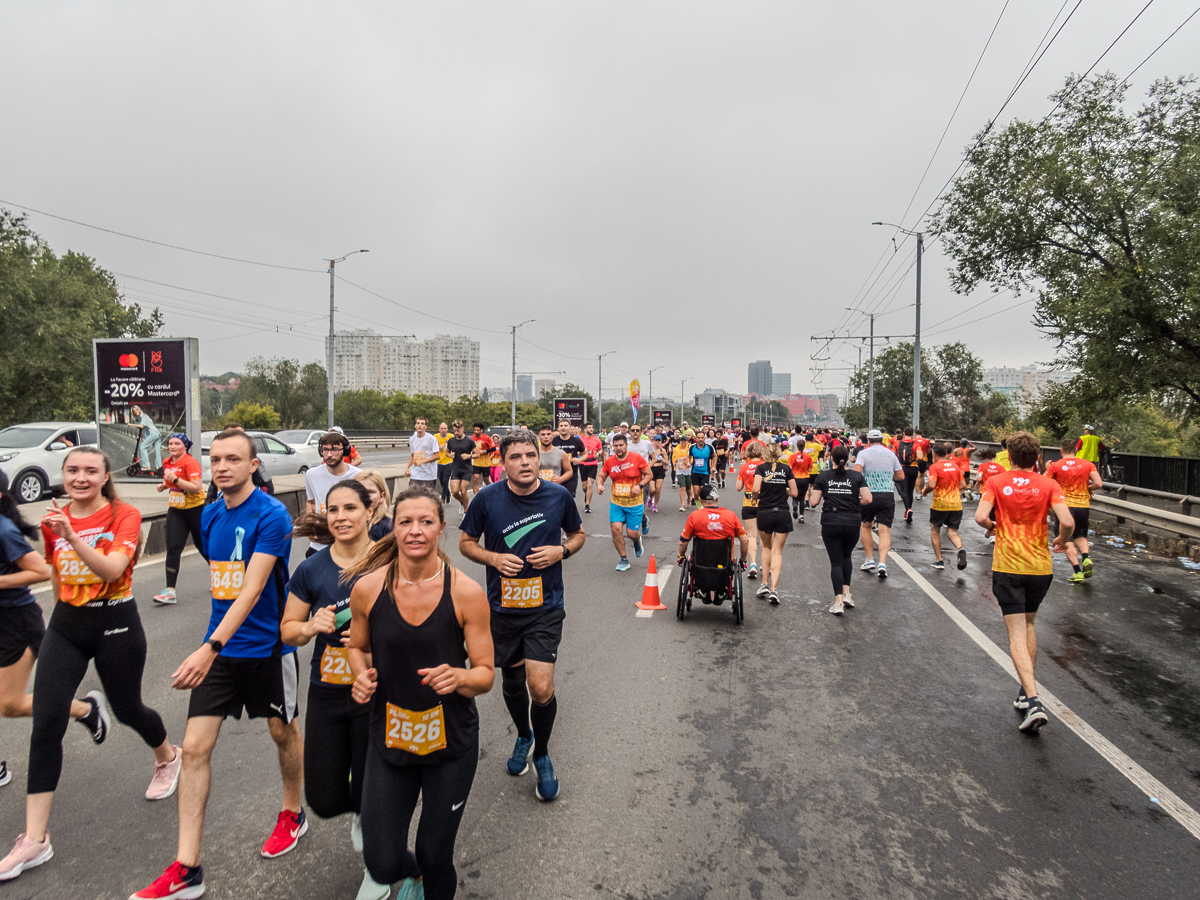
top-left (272, 429), bottom-right (325, 469)
top-left (0, 422), bottom-right (98, 503)
top-left (201, 430), bottom-right (312, 482)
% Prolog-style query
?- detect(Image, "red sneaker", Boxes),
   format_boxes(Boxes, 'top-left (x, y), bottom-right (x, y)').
top-left (129, 860), bottom-right (205, 899)
top-left (260, 809), bottom-right (307, 858)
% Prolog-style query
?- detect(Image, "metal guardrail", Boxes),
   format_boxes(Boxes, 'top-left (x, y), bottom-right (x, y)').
top-left (354, 437), bottom-right (410, 450)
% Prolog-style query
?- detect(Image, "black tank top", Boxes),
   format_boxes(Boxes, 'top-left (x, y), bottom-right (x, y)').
top-left (368, 565), bottom-right (478, 766)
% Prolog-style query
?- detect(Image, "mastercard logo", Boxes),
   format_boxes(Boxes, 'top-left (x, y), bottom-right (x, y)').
top-left (119, 353), bottom-right (139, 367)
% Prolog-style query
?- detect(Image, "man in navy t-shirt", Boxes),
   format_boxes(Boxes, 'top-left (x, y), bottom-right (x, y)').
top-left (137, 430), bottom-right (303, 900)
top-left (460, 429), bottom-right (585, 804)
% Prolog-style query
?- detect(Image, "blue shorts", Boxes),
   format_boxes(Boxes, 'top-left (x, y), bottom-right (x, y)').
top-left (609, 503), bottom-right (644, 529)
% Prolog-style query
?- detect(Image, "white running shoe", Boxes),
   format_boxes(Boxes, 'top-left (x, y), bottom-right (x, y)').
top-left (828, 599), bottom-right (844, 615)
top-left (351, 814), bottom-right (363, 852)
top-left (860, 560), bottom-right (876, 571)
top-left (356, 866), bottom-right (390, 900)
top-left (0, 832), bottom-right (52, 882)
top-left (842, 592), bottom-right (854, 609)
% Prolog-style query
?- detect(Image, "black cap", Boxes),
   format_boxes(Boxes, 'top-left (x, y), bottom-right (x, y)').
top-left (698, 484), bottom-right (719, 501)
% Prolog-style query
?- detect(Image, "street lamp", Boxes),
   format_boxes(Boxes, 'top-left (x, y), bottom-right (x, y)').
top-left (327, 249), bottom-right (369, 429)
top-left (597, 351), bottom-right (616, 430)
top-left (510, 320), bottom-right (535, 428)
top-left (647, 366), bottom-right (663, 428)
top-left (872, 221), bottom-right (923, 430)
top-left (680, 377), bottom-right (693, 427)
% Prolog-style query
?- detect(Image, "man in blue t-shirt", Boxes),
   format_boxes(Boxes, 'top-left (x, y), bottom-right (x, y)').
top-left (136, 430), bottom-right (302, 900)
top-left (460, 429), bottom-right (585, 804)
top-left (688, 439), bottom-right (714, 506)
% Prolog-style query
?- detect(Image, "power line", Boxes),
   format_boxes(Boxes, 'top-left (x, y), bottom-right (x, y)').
top-left (923, 296), bottom-right (1035, 338)
top-left (1117, 3), bottom-right (1200, 88)
top-left (333, 275), bottom-right (508, 335)
top-left (0, 200), bottom-right (327, 273)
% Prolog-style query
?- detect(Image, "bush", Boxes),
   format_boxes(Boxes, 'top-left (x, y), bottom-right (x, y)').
top-left (223, 401), bottom-right (281, 430)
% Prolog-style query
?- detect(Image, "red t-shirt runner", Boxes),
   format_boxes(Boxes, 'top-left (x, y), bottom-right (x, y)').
top-left (1045, 457), bottom-right (1096, 508)
top-left (681, 507), bottom-right (746, 542)
top-left (982, 470), bottom-right (1066, 576)
top-left (603, 453), bottom-right (650, 507)
top-left (737, 460), bottom-right (763, 508)
top-left (579, 435), bottom-right (603, 466)
top-left (163, 453), bottom-right (204, 509)
top-left (928, 460), bottom-right (964, 511)
top-left (976, 461), bottom-right (1006, 492)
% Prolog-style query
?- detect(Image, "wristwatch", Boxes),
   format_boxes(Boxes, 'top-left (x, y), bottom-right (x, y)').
top-left (561, 546), bottom-right (571, 561)
top-left (206, 638), bottom-right (224, 654)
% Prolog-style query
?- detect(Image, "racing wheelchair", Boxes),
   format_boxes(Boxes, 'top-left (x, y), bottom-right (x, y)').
top-left (676, 537), bottom-right (744, 625)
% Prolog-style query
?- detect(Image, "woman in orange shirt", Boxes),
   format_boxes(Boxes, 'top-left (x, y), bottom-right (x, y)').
top-left (0, 448), bottom-right (180, 883)
top-left (153, 433), bottom-right (205, 606)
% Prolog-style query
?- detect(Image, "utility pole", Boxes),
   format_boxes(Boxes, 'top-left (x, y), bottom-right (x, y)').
top-left (648, 366), bottom-right (662, 428)
top-left (913, 231), bottom-right (923, 430)
top-left (510, 320), bottom-right (535, 428)
top-left (597, 351), bottom-right (615, 431)
top-left (326, 249), bottom-right (369, 429)
top-left (680, 377), bottom-right (693, 426)
top-left (868, 312), bottom-right (875, 431)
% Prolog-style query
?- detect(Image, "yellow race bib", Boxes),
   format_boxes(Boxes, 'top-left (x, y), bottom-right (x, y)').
top-left (539, 469), bottom-right (555, 481)
top-left (385, 703), bottom-right (447, 755)
top-left (500, 576), bottom-right (543, 609)
top-left (319, 646), bottom-right (354, 685)
top-left (210, 560), bottom-right (245, 600)
top-left (57, 550), bottom-right (101, 586)
top-left (613, 482), bottom-right (639, 499)
top-left (168, 491), bottom-right (187, 508)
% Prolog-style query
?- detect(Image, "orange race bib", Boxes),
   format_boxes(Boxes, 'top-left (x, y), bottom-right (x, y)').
top-left (168, 491), bottom-right (187, 508)
top-left (539, 468), bottom-right (555, 481)
top-left (56, 549), bottom-right (101, 586)
top-left (411, 451), bottom-right (427, 466)
top-left (613, 482), bottom-right (638, 498)
top-left (210, 560), bottom-right (245, 600)
top-left (319, 646), bottom-right (354, 685)
top-left (385, 703), bottom-right (447, 755)
top-left (500, 576), bottom-right (543, 609)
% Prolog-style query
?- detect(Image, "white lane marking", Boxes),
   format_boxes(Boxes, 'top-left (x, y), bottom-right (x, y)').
top-left (890, 550), bottom-right (1200, 842)
top-left (32, 548), bottom-right (204, 596)
top-left (633, 565), bottom-right (673, 618)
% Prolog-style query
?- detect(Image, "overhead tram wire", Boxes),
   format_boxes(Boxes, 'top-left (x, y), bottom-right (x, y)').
top-left (922, 296), bottom-right (1036, 339)
top-left (1115, 4), bottom-right (1200, 88)
top-left (332, 275), bottom-right (508, 335)
top-left (0, 200), bottom-right (327, 273)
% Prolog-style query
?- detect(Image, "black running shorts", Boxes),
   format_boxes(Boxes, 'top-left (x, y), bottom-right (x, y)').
top-left (756, 507), bottom-right (793, 534)
top-left (577, 464), bottom-right (597, 482)
top-left (861, 498), bottom-right (895, 527)
top-left (491, 606), bottom-right (566, 668)
top-left (0, 603), bottom-right (45, 667)
top-left (992, 571), bottom-right (1053, 617)
top-left (651, 466), bottom-right (665, 480)
top-left (188, 653), bottom-right (300, 723)
top-left (1068, 507), bottom-right (1089, 540)
top-left (930, 509), bottom-right (963, 530)
top-left (691, 472), bottom-right (710, 487)
top-left (741, 505), bottom-right (757, 521)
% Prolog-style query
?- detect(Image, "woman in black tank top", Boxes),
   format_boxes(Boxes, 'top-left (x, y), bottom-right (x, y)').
top-left (344, 489), bottom-right (493, 900)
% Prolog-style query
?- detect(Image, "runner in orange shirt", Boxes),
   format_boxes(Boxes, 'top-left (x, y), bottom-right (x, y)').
top-left (597, 434), bottom-right (651, 572)
top-left (974, 450), bottom-right (1006, 496)
top-left (786, 443), bottom-right (814, 524)
top-left (471, 424), bottom-right (495, 494)
top-left (975, 431), bottom-right (1074, 733)
top-left (1045, 438), bottom-right (1103, 583)
top-left (921, 444), bottom-right (967, 571)
top-left (734, 442), bottom-right (765, 579)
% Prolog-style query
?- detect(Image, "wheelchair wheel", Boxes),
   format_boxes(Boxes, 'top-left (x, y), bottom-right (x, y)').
top-left (676, 557), bottom-right (690, 619)
top-left (733, 569), bottom-right (744, 625)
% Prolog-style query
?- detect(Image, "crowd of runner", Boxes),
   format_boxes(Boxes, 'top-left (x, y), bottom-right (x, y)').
top-left (0, 415), bottom-right (1106, 897)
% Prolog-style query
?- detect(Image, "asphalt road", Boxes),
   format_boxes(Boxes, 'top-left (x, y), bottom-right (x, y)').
top-left (2, 474), bottom-right (1198, 899)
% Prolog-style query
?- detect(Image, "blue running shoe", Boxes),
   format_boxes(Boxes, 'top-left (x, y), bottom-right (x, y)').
top-left (533, 755), bottom-right (560, 801)
top-left (507, 735), bottom-right (533, 776)
top-left (633, 538), bottom-right (644, 558)
top-left (616, 558), bottom-right (630, 572)
top-left (395, 877), bottom-right (425, 900)
top-left (641, 514), bottom-right (649, 535)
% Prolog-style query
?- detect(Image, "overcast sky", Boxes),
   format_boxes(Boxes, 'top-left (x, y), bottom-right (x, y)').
top-left (4, 1), bottom-right (1196, 405)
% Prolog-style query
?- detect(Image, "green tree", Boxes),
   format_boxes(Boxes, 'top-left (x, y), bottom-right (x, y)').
top-left (333, 389), bottom-right (393, 431)
top-left (239, 357), bottom-right (327, 428)
top-left (932, 74), bottom-right (1200, 417)
top-left (0, 210), bottom-right (162, 426)
top-left (223, 401), bottom-right (281, 430)
top-left (538, 383), bottom-right (598, 421)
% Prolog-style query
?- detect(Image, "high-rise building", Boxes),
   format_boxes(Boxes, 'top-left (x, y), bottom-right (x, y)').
top-left (534, 378), bottom-right (556, 399)
top-left (328, 330), bottom-right (478, 398)
top-left (516, 375), bottom-right (534, 402)
top-left (983, 365), bottom-right (1074, 415)
top-left (695, 389), bottom-right (743, 420)
top-left (748, 360), bottom-right (773, 395)
top-left (771, 373), bottom-right (791, 395)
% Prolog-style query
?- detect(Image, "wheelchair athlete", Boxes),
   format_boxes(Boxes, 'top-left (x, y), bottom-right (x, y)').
top-left (677, 485), bottom-right (749, 605)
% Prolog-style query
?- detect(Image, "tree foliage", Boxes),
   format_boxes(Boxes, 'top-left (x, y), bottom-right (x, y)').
top-left (932, 74), bottom-right (1200, 417)
top-left (0, 210), bottom-right (162, 426)
top-left (840, 341), bottom-right (1015, 436)
top-left (238, 357), bottom-right (327, 429)
top-left (223, 401), bottom-right (281, 430)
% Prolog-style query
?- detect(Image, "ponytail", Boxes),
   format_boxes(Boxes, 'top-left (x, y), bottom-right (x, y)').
top-left (832, 445), bottom-right (850, 474)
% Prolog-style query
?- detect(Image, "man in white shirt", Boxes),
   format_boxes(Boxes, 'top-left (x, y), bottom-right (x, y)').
top-left (405, 416), bottom-right (441, 493)
top-left (303, 431), bottom-right (361, 557)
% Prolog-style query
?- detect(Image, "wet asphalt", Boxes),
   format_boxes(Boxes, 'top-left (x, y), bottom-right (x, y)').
top-left (1, 468), bottom-right (1198, 899)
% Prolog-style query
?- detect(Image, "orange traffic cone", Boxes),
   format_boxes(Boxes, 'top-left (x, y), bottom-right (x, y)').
top-left (636, 555), bottom-right (667, 610)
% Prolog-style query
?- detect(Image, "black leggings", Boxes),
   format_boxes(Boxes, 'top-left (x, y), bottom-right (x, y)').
top-left (820, 523), bottom-right (860, 596)
top-left (362, 737), bottom-right (478, 899)
top-left (304, 683), bottom-right (369, 819)
top-left (165, 505), bottom-right (205, 588)
top-left (437, 465), bottom-right (452, 502)
top-left (900, 466), bottom-right (918, 511)
top-left (29, 599), bottom-right (167, 794)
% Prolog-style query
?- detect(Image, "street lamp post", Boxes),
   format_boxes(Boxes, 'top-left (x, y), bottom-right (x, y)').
top-left (647, 366), bottom-right (663, 428)
top-left (872, 222), bottom-right (923, 429)
top-left (327, 249), bottom-right (369, 429)
top-left (680, 377), bottom-right (693, 427)
top-left (510, 320), bottom-right (535, 428)
top-left (597, 351), bottom-right (615, 431)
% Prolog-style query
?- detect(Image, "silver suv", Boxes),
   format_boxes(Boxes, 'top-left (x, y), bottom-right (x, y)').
top-left (0, 422), bottom-right (99, 503)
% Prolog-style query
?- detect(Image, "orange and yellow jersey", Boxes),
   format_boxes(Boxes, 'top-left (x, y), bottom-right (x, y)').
top-left (603, 452), bottom-right (650, 506)
top-left (472, 434), bottom-right (495, 467)
top-left (737, 461), bottom-right (763, 507)
top-left (928, 460), bottom-right (964, 511)
top-left (1045, 457), bottom-right (1097, 508)
top-left (804, 443), bottom-right (822, 476)
top-left (42, 502), bottom-right (141, 606)
top-left (982, 470), bottom-right (1066, 576)
top-left (788, 451), bottom-right (813, 480)
top-left (976, 461), bottom-right (1006, 492)
top-left (682, 507), bottom-right (746, 542)
top-left (163, 453), bottom-right (205, 510)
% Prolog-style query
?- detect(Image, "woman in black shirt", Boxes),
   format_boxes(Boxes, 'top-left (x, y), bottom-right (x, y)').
top-left (809, 446), bottom-right (872, 616)
top-left (751, 441), bottom-right (797, 606)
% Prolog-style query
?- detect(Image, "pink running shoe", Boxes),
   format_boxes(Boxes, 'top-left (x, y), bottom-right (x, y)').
top-left (0, 832), bottom-right (53, 882)
top-left (146, 746), bottom-right (182, 800)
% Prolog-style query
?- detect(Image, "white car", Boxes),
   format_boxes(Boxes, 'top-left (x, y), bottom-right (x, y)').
top-left (272, 430), bottom-right (326, 470)
top-left (0, 422), bottom-right (98, 503)
top-left (201, 430), bottom-right (313, 482)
